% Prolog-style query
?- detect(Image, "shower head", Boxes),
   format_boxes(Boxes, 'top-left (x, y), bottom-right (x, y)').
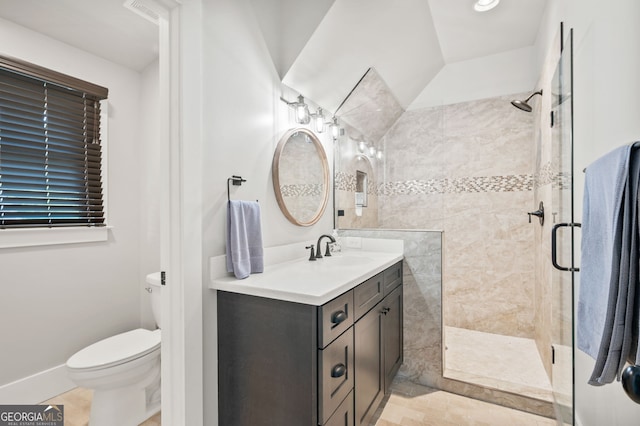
top-left (511, 90), bottom-right (543, 112)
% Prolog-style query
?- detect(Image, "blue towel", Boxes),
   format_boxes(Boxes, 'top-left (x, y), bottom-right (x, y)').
top-left (226, 200), bottom-right (264, 279)
top-left (578, 142), bottom-right (640, 385)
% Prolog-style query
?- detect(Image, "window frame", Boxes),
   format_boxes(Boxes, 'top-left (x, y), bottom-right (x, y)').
top-left (0, 56), bottom-right (110, 248)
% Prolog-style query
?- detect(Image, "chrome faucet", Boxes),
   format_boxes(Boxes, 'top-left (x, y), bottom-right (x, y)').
top-left (315, 234), bottom-right (336, 259)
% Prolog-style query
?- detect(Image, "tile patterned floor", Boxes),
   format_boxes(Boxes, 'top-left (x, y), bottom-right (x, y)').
top-left (41, 387), bottom-right (160, 426)
top-left (44, 382), bottom-right (555, 426)
top-left (371, 380), bottom-right (557, 426)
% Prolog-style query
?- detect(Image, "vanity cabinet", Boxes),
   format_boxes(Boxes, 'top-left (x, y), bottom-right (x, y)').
top-left (217, 261), bottom-right (403, 426)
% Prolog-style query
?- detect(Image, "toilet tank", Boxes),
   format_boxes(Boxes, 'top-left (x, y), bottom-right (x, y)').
top-left (146, 272), bottom-right (163, 329)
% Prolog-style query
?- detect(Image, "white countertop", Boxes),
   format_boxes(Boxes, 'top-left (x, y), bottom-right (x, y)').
top-left (209, 242), bottom-right (403, 305)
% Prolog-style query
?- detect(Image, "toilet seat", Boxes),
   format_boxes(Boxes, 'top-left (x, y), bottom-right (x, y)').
top-left (67, 328), bottom-right (161, 372)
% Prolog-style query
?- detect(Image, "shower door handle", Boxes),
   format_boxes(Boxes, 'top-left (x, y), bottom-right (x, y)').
top-left (551, 223), bottom-right (581, 272)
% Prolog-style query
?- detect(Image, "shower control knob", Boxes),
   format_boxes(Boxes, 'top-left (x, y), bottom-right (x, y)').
top-left (527, 201), bottom-right (545, 226)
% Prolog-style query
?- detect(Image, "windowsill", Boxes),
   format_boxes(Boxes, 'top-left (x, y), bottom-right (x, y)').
top-left (0, 226), bottom-right (112, 249)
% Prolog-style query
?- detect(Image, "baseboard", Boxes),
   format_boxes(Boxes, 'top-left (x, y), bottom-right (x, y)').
top-left (0, 364), bottom-right (76, 404)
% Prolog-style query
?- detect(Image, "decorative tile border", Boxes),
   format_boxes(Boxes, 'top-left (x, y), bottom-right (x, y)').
top-left (535, 162), bottom-right (554, 187)
top-left (335, 171), bottom-right (377, 194)
top-left (535, 161), bottom-right (572, 190)
top-left (339, 169), bottom-right (573, 195)
top-left (335, 171), bottom-right (356, 192)
top-left (379, 175), bottom-right (533, 195)
top-left (556, 172), bottom-right (572, 190)
top-left (280, 183), bottom-right (323, 197)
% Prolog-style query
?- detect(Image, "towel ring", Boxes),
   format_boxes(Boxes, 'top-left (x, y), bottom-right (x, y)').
top-left (227, 176), bottom-right (246, 201)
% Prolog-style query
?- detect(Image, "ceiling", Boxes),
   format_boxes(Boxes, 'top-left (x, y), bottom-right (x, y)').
top-left (281, 0), bottom-right (548, 112)
top-left (0, 0), bottom-right (547, 109)
top-left (0, 0), bottom-right (159, 71)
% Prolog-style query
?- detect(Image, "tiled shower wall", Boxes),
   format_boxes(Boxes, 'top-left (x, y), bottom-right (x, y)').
top-left (531, 27), bottom-right (570, 380)
top-left (380, 95), bottom-right (537, 338)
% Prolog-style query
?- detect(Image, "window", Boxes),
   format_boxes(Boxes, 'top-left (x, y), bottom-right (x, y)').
top-left (0, 56), bottom-right (108, 229)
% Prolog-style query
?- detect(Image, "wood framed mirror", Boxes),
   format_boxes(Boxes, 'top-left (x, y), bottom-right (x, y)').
top-left (272, 128), bottom-right (330, 226)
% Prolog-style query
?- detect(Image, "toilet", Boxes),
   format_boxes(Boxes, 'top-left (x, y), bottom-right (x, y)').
top-left (66, 272), bottom-right (162, 426)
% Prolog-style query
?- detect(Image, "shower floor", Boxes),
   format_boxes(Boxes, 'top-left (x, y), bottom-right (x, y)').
top-left (443, 326), bottom-right (554, 402)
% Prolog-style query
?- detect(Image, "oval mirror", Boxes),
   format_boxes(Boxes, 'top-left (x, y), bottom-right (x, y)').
top-left (272, 128), bottom-right (330, 226)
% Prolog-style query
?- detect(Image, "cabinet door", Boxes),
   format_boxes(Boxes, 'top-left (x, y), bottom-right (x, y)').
top-left (383, 285), bottom-right (403, 393)
top-left (354, 305), bottom-right (384, 426)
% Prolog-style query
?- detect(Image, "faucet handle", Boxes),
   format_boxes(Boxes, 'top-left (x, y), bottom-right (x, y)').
top-left (305, 245), bottom-right (316, 261)
top-left (324, 242), bottom-right (332, 257)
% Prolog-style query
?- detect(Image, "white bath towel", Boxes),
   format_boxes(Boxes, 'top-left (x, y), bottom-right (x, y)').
top-left (226, 200), bottom-right (264, 280)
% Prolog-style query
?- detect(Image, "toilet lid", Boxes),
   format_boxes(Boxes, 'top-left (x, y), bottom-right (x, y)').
top-left (67, 328), bottom-right (161, 371)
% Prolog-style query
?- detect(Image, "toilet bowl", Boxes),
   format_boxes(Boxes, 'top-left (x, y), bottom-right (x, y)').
top-left (66, 272), bottom-right (163, 426)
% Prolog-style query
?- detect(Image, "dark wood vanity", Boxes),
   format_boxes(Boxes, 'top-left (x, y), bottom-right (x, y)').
top-left (217, 260), bottom-right (403, 426)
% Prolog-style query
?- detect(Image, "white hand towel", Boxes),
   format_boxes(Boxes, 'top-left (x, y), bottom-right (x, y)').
top-left (226, 200), bottom-right (264, 279)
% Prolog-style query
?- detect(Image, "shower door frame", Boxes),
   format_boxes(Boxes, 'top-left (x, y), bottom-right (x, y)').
top-left (549, 24), bottom-right (577, 426)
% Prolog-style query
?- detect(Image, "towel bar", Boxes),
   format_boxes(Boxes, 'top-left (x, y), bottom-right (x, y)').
top-left (227, 175), bottom-right (258, 203)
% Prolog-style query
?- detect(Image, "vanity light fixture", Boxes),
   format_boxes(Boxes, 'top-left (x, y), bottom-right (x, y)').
top-left (358, 141), bottom-right (367, 153)
top-left (312, 108), bottom-right (325, 133)
top-left (473, 0), bottom-right (499, 12)
top-left (295, 95), bottom-right (310, 124)
top-left (376, 150), bottom-right (383, 160)
top-left (329, 117), bottom-right (341, 139)
top-left (280, 94), bottom-right (310, 124)
top-left (368, 146), bottom-right (377, 157)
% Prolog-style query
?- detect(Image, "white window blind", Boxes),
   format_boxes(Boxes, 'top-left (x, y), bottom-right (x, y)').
top-left (0, 58), bottom-right (108, 228)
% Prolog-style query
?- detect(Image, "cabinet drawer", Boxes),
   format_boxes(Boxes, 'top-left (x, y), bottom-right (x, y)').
top-left (319, 328), bottom-right (354, 424)
top-left (354, 272), bottom-right (384, 319)
top-left (319, 290), bottom-right (353, 348)
top-left (324, 390), bottom-right (354, 426)
top-left (383, 261), bottom-right (402, 295)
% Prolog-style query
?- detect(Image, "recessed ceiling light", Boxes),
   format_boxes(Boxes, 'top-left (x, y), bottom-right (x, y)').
top-left (474, 0), bottom-right (500, 12)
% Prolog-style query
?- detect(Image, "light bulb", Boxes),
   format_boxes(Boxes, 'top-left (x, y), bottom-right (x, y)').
top-left (295, 95), bottom-right (310, 124)
top-left (314, 108), bottom-right (325, 133)
top-left (330, 118), bottom-right (340, 139)
top-left (474, 0), bottom-right (499, 12)
top-left (358, 141), bottom-right (366, 152)
top-left (368, 146), bottom-right (376, 156)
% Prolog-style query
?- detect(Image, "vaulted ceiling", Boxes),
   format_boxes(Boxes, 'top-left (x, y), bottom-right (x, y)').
top-left (0, 0), bottom-right (547, 111)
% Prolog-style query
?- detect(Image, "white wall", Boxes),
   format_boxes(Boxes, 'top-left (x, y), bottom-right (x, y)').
top-left (408, 46), bottom-right (538, 109)
top-left (198, 1), bottom-right (335, 424)
top-left (536, 0), bottom-right (640, 424)
top-left (0, 18), bottom-right (156, 399)
top-left (139, 59), bottom-right (161, 329)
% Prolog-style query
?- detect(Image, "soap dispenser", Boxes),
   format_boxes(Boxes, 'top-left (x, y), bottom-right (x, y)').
top-left (330, 229), bottom-right (342, 253)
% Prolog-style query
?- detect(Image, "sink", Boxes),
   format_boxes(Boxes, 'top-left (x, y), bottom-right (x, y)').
top-left (322, 256), bottom-right (371, 267)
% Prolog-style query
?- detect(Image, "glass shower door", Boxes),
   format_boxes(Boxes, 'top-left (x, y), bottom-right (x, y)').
top-left (550, 26), bottom-right (576, 426)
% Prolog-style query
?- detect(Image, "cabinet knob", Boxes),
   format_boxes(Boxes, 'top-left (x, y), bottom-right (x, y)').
top-left (331, 363), bottom-right (347, 378)
top-left (381, 307), bottom-right (391, 315)
top-left (331, 310), bottom-right (348, 324)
